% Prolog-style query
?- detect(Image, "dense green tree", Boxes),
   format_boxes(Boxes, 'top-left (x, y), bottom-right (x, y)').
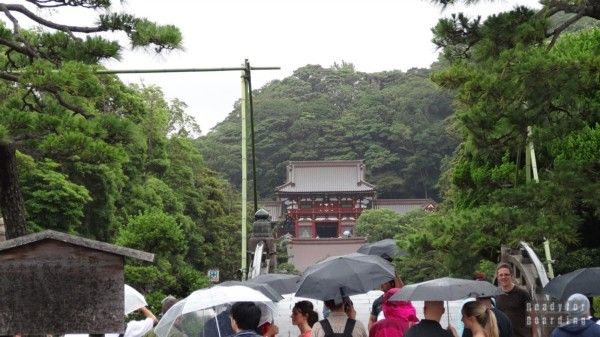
top-left (17, 152), bottom-right (92, 233)
top-left (355, 209), bottom-right (404, 242)
top-left (0, 2), bottom-right (246, 299)
top-left (198, 65), bottom-right (457, 200)
top-left (116, 210), bottom-right (209, 298)
top-left (0, 0), bottom-right (181, 239)
top-left (431, 0), bottom-right (600, 48)
top-left (394, 4), bottom-right (600, 280)
top-left (103, 84), bottom-right (244, 283)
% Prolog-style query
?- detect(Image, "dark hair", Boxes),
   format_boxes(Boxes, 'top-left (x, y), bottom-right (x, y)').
top-left (473, 271), bottom-right (487, 281)
top-left (293, 301), bottom-right (319, 327)
top-left (324, 299), bottom-right (344, 311)
top-left (496, 263), bottom-right (512, 274)
top-left (161, 296), bottom-right (179, 316)
top-left (230, 302), bottom-right (261, 331)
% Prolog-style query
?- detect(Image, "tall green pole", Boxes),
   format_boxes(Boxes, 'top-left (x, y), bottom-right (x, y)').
top-left (240, 67), bottom-right (248, 281)
top-left (246, 59), bottom-right (259, 213)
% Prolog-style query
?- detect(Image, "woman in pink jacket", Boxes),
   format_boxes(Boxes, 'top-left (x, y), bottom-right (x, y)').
top-left (369, 288), bottom-right (418, 337)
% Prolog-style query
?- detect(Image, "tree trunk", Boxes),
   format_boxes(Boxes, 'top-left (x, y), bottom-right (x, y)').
top-left (0, 142), bottom-right (27, 239)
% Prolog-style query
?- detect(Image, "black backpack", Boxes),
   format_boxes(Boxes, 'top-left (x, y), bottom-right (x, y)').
top-left (319, 318), bottom-right (356, 337)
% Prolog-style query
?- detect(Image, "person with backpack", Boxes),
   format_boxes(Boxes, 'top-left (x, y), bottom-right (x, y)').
top-left (311, 297), bottom-right (367, 337)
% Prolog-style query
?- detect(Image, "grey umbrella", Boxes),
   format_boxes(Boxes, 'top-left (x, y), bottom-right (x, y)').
top-left (543, 267), bottom-right (600, 300)
top-left (217, 280), bottom-right (283, 302)
top-left (247, 273), bottom-right (300, 295)
top-left (389, 277), bottom-right (502, 301)
top-left (295, 253), bottom-right (396, 302)
top-left (357, 239), bottom-right (406, 261)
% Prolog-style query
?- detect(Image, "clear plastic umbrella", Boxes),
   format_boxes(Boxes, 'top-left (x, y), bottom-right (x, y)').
top-left (217, 280), bottom-right (283, 301)
top-left (155, 285), bottom-right (275, 337)
top-left (124, 284), bottom-right (148, 315)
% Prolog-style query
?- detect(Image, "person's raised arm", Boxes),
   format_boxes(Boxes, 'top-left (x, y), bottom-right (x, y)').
top-left (140, 307), bottom-right (158, 325)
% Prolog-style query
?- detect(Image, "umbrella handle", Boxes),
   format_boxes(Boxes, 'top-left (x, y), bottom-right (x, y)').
top-left (216, 312), bottom-right (222, 337)
top-left (446, 301), bottom-right (451, 326)
top-left (337, 287), bottom-right (346, 305)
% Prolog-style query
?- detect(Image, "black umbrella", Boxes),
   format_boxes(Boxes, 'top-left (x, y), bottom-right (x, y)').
top-left (543, 267), bottom-right (600, 300)
top-left (247, 273), bottom-right (300, 295)
top-left (389, 277), bottom-right (502, 301)
top-left (217, 280), bottom-right (283, 302)
top-left (295, 253), bottom-right (396, 302)
top-left (357, 239), bottom-right (406, 261)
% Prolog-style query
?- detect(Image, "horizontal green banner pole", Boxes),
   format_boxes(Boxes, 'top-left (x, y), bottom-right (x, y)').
top-left (96, 67), bottom-right (280, 74)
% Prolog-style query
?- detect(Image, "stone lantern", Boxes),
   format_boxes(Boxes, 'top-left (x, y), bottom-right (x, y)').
top-left (248, 208), bottom-right (277, 275)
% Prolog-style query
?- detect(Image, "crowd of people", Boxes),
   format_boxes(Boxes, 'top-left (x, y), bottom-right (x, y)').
top-left (118, 262), bottom-right (598, 337)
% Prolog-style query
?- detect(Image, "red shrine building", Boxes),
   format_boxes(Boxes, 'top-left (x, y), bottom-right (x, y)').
top-left (276, 160), bottom-right (375, 239)
top-left (261, 160), bottom-right (435, 271)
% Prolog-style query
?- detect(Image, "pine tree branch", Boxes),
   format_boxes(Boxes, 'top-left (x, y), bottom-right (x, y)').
top-left (0, 37), bottom-right (39, 59)
top-left (546, 9), bottom-right (585, 49)
top-left (0, 3), bottom-right (107, 33)
top-left (537, 6), bottom-right (561, 19)
top-left (0, 4), bottom-right (20, 33)
top-left (25, 0), bottom-right (109, 9)
top-left (0, 70), bottom-right (92, 118)
top-left (21, 86), bottom-right (41, 112)
top-left (25, 0), bottom-right (70, 8)
top-left (48, 91), bottom-right (92, 117)
top-left (0, 71), bottom-right (19, 81)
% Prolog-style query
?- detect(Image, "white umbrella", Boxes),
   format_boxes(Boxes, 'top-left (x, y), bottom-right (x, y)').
top-left (124, 284), bottom-right (148, 315)
top-left (155, 285), bottom-right (275, 337)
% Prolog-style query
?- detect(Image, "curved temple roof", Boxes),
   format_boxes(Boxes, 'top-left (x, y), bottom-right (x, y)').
top-left (276, 160), bottom-right (375, 193)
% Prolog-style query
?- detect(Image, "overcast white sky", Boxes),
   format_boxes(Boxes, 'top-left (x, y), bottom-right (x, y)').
top-left (31, 0), bottom-right (541, 133)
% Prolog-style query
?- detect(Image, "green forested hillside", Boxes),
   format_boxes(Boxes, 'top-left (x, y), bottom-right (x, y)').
top-left (198, 63), bottom-right (458, 199)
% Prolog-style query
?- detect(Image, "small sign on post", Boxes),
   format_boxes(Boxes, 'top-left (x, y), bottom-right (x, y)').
top-left (208, 268), bottom-right (220, 283)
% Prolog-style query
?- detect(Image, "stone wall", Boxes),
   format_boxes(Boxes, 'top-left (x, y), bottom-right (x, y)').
top-left (288, 237), bottom-right (367, 272)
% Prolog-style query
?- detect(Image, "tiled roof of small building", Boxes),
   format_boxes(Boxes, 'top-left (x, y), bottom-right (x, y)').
top-left (276, 160), bottom-right (375, 193)
top-left (0, 230), bottom-right (154, 261)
